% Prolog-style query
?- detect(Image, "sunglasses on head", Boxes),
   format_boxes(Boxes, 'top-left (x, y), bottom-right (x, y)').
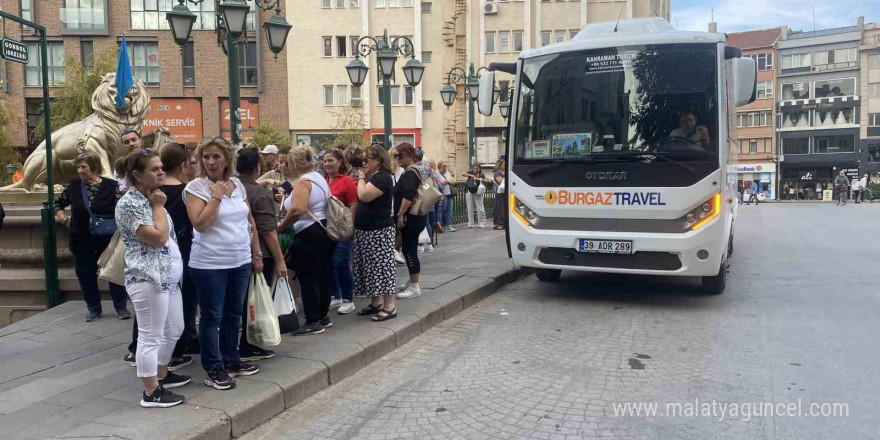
top-left (137, 148), bottom-right (155, 156)
top-left (76, 152), bottom-right (93, 159)
top-left (200, 136), bottom-right (228, 145)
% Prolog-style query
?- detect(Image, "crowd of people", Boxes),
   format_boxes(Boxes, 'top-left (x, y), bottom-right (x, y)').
top-left (54, 129), bottom-right (507, 408)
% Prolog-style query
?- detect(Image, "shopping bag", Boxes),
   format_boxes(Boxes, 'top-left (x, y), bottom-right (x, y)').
top-left (97, 231), bottom-right (126, 286)
top-left (418, 227), bottom-right (430, 245)
top-left (272, 276), bottom-right (297, 316)
top-left (246, 273), bottom-right (281, 347)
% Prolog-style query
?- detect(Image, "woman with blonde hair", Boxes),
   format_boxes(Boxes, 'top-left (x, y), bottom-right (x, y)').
top-left (278, 145), bottom-right (337, 335)
top-left (185, 137), bottom-right (264, 390)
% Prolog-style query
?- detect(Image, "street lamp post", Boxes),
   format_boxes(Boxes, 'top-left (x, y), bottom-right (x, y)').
top-left (345, 30), bottom-right (425, 150)
top-left (498, 86), bottom-right (514, 119)
top-left (166, 0), bottom-right (292, 148)
top-left (440, 63), bottom-right (491, 166)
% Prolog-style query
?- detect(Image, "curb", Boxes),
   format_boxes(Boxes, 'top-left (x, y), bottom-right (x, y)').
top-left (60, 265), bottom-right (525, 440)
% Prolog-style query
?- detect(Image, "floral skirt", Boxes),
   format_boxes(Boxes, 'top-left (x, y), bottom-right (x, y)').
top-left (352, 226), bottom-right (396, 298)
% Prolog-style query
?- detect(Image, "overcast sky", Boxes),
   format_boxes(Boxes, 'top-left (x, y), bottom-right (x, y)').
top-left (671, 0), bottom-right (880, 33)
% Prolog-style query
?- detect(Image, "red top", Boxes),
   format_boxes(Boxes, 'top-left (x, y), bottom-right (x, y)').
top-left (327, 174), bottom-right (358, 207)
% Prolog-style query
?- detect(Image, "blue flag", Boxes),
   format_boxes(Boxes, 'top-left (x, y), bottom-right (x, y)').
top-left (115, 36), bottom-right (134, 109)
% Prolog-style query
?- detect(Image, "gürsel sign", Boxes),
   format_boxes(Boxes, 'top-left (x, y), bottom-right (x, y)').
top-left (0, 38), bottom-right (28, 64)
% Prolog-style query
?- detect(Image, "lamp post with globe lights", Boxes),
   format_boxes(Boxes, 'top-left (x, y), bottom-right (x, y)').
top-left (344, 30), bottom-right (425, 150)
top-left (439, 63), bottom-right (496, 166)
top-left (166, 0), bottom-right (292, 147)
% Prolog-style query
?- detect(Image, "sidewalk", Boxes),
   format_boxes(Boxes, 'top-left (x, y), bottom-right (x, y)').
top-left (0, 228), bottom-right (520, 440)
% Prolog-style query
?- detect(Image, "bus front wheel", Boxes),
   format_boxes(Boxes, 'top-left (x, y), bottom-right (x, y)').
top-left (536, 268), bottom-right (562, 282)
top-left (701, 257), bottom-right (728, 295)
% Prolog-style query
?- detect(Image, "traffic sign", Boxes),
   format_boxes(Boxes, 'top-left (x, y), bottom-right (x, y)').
top-left (1, 38), bottom-right (29, 64)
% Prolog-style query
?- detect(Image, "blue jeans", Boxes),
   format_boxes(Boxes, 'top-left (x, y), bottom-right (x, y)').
top-left (190, 263), bottom-right (251, 371)
top-left (441, 195), bottom-right (454, 227)
top-left (330, 241), bottom-right (353, 302)
top-left (72, 249), bottom-right (128, 315)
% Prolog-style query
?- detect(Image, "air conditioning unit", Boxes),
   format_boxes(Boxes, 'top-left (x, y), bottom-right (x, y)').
top-left (351, 98), bottom-right (362, 107)
top-left (484, 2), bottom-right (498, 15)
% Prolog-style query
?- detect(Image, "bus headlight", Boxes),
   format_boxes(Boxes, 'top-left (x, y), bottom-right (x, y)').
top-left (511, 194), bottom-right (539, 227)
top-left (684, 193), bottom-right (721, 231)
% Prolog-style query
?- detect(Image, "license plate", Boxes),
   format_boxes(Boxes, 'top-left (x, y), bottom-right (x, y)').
top-left (577, 239), bottom-right (633, 254)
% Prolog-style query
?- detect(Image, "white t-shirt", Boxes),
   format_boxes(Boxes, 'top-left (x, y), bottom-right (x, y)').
top-left (283, 171), bottom-right (330, 234)
top-left (184, 177), bottom-right (252, 270)
top-left (852, 180), bottom-right (862, 191)
top-left (167, 214), bottom-right (184, 283)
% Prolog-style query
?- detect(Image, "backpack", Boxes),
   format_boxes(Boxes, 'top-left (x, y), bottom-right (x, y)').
top-left (304, 177), bottom-right (354, 242)
top-left (406, 168), bottom-right (444, 217)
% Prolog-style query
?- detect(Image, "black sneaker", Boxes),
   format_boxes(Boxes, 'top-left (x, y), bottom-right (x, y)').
top-left (291, 322), bottom-right (324, 336)
top-left (224, 361), bottom-right (260, 377)
top-left (159, 372), bottom-right (192, 389)
top-left (168, 355), bottom-right (193, 371)
top-left (140, 385), bottom-right (185, 408)
top-left (320, 316), bottom-right (333, 328)
top-left (116, 308), bottom-right (132, 320)
top-left (123, 352), bottom-right (137, 367)
top-left (204, 369), bottom-right (236, 390)
top-left (84, 311), bottom-right (101, 322)
top-left (240, 347), bottom-right (276, 362)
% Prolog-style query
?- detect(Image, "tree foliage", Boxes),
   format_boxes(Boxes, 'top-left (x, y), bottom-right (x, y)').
top-left (0, 103), bottom-right (20, 183)
top-left (32, 46), bottom-right (118, 145)
top-left (249, 123), bottom-right (292, 154)
top-left (321, 106), bottom-right (368, 150)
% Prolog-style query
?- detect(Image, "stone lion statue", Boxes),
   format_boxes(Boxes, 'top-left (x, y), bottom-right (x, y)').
top-left (1, 73), bottom-right (151, 192)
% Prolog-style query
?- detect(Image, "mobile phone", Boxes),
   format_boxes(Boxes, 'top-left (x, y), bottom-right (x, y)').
top-left (281, 181), bottom-right (293, 194)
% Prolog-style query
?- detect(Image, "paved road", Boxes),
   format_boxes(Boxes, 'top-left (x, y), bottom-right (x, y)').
top-left (242, 204), bottom-right (880, 440)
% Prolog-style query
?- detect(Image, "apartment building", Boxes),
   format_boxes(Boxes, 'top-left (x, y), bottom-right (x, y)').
top-left (776, 19), bottom-right (865, 200)
top-left (726, 28), bottom-right (782, 199)
top-left (861, 22), bottom-right (880, 180)
top-left (0, 0), bottom-right (290, 149)
top-left (286, 0), bottom-right (670, 174)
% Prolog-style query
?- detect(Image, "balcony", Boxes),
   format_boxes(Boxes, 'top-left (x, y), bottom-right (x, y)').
top-left (59, 3), bottom-right (108, 36)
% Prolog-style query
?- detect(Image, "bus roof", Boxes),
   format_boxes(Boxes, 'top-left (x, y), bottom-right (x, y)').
top-left (520, 17), bottom-right (725, 60)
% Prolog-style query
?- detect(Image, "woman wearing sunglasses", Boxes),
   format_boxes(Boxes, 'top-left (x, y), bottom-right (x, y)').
top-left (393, 143), bottom-right (426, 301)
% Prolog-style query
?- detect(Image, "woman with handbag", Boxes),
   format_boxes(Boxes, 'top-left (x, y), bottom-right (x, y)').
top-left (323, 148), bottom-right (358, 315)
top-left (462, 162), bottom-right (490, 229)
top-left (55, 153), bottom-right (130, 322)
top-left (277, 145), bottom-right (337, 335)
top-left (116, 149), bottom-right (189, 408)
top-left (393, 143), bottom-right (427, 301)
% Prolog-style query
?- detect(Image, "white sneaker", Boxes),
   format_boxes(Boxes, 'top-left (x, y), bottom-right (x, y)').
top-left (398, 283), bottom-right (422, 299)
top-left (446, 226), bottom-right (456, 232)
top-left (398, 280), bottom-right (411, 292)
top-left (478, 224), bottom-right (486, 229)
top-left (337, 301), bottom-right (356, 315)
top-left (418, 244), bottom-right (425, 253)
top-left (424, 243), bottom-right (434, 253)
top-left (394, 250), bottom-right (405, 265)
top-left (329, 299), bottom-right (343, 309)
top-left (468, 224), bottom-right (474, 229)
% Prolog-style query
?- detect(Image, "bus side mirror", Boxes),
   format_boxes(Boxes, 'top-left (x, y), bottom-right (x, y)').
top-left (733, 57), bottom-right (757, 106)
top-left (478, 71), bottom-right (495, 116)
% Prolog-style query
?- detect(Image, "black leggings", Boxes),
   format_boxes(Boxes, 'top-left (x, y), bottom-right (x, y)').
top-left (401, 214), bottom-right (426, 275)
top-left (288, 222), bottom-right (336, 324)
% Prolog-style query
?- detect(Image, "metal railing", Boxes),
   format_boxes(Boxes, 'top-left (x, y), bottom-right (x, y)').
top-left (447, 182), bottom-right (497, 225)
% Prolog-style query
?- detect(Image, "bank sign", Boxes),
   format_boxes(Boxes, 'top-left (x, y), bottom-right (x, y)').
top-left (0, 38), bottom-right (29, 64)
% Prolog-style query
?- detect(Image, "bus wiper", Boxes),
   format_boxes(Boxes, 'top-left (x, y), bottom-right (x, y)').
top-left (527, 158), bottom-right (596, 176)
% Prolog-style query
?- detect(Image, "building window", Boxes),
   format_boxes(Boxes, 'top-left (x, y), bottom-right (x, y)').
top-left (736, 111), bottom-right (772, 128)
top-left (403, 0), bottom-right (413, 7)
top-left (324, 85), bottom-right (334, 106)
top-left (499, 31), bottom-right (510, 53)
top-left (782, 82), bottom-right (809, 100)
top-left (80, 40), bottom-right (94, 74)
top-left (812, 48), bottom-right (858, 71)
top-left (323, 36), bottom-right (332, 57)
top-left (781, 53), bottom-right (811, 70)
top-left (421, 2), bottom-right (432, 13)
top-left (389, 0), bottom-right (399, 7)
top-left (869, 144), bottom-right (880, 162)
top-left (748, 53), bottom-right (773, 71)
top-left (570, 29), bottom-right (578, 39)
top-left (554, 30), bottom-right (565, 43)
top-left (749, 139), bottom-right (758, 154)
top-left (869, 54), bottom-right (880, 68)
top-left (238, 41), bottom-right (258, 86)
top-left (130, 41), bottom-right (160, 86)
top-left (26, 98), bottom-right (43, 147)
top-left (814, 108), bottom-right (854, 127)
top-left (375, 0), bottom-right (385, 6)
top-left (814, 135), bottom-right (854, 153)
top-left (336, 0), bottom-right (346, 7)
top-left (756, 81), bottom-right (773, 99)
top-left (541, 31), bottom-right (550, 47)
top-left (189, 2), bottom-right (255, 30)
top-left (783, 137), bottom-right (809, 155)
top-left (423, 100), bottom-right (433, 111)
top-left (513, 31), bottom-right (523, 52)
top-left (61, 0), bottom-right (108, 34)
top-left (378, 85), bottom-right (401, 105)
top-left (870, 113), bottom-right (880, 127)
top-left (25, 42), bottom-right (65, 86)
top-left (337, 85), bottom-right (349, 105)
top-left (351, 86), bottom-right (362, 104)
top-left (869, 83), bottom-right (880, 97)
top-left (336, 36), bottom-right (347, 57)
top-left (182, 42), bottom-right (195, 86)
top-left (21, 0), bottom-right (34, 22)
top-left (130, 0), bottom-right (170, 30)
top-left (485, 32), bottom-right (495, 53)
top-left (781, 109), bottom-right (809, 129)
top-left (422, 51), bottom-right (432, 63)
top-left (814, 78), bottom-right (855, 98)
top-left (404, 85), bottom-right (414, 105)
top-left (322, 0), bottom-right (332, 7)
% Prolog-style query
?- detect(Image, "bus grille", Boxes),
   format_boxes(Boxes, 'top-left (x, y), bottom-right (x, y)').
top-left (537, 248), bottom-right (682, 271)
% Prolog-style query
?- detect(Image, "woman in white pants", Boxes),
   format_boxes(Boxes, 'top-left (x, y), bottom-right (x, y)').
top-left (116, 149), bottom-right (188, 408)
top-left (463, 162), bottom-right (491, 228)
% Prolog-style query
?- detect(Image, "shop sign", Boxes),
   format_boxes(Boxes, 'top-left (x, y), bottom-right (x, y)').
top-left (220, 97), bottom-right (260, 143)
top-left (800, 172), bottom-right (814, 181)
top-left (0, 38), bottom-right (28, 64)
top-left (735, 163), bottom-right (776, 173)
top-left (842, 168), bottom-right (859, 179)
top-left (141, 98), bottom-right (203, 143)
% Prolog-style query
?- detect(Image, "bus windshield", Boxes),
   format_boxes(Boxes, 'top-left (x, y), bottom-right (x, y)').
top-left (514, 44), bottom-right (719, 168)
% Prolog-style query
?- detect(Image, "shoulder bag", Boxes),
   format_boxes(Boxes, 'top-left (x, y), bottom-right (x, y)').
top-left (81, 180), bottom-right (117, 237)
top-left (303, 178), bottom-right (354, 242)
top-left (406, 168), bottom-right (444, 217)
top-left (97, 231), bottom-right (126, 286)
